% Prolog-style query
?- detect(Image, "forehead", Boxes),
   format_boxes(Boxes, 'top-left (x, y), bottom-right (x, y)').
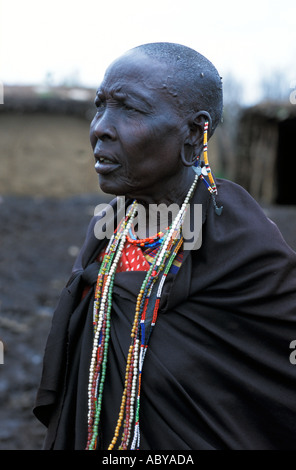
top-left (98, 51), bottom-right (180, 103)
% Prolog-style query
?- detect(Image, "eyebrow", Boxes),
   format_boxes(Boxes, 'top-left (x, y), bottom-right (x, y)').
top-left (95, 88), bottom-right (153, 110)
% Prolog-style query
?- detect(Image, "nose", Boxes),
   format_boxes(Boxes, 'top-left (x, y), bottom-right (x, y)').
top-left (91, 110), bottom-right (117, 143)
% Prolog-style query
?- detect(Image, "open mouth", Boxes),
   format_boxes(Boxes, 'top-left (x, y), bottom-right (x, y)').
top-left (95, 156), bottom-right (121, 175)
top-left (97, 157), bottom-right (113, 164)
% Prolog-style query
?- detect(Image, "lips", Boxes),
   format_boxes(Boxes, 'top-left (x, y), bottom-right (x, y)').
top-left (94, 154), bottom-right (121, 175)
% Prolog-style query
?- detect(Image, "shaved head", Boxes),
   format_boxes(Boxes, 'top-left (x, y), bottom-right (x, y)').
top-left (128, 42), bottom-right (223, 137)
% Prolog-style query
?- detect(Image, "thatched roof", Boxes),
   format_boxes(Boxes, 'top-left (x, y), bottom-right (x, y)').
top-left (240, 101), bottom-right (296, 122)
top-left (1, 85), bottom-right (96, 119)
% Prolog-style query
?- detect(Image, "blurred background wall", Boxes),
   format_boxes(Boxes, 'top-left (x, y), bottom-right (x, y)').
top-left (0, 86), bottom-right (98, 197)
top-left (1, 85), bottom-right (296, 205)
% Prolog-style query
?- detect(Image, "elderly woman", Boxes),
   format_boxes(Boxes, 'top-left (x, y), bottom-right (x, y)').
top-left (34, 43), bottom-right (296, 450)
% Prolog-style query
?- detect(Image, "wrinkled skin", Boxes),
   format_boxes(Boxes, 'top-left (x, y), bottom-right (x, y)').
top-left (90, 50), bottom-right (208, 207)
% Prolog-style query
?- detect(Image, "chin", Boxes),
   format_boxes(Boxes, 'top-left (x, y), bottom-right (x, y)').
top-left (98, 175), bottom-right (150, 202)
top-left (98, 175), bottom-right (127, 197)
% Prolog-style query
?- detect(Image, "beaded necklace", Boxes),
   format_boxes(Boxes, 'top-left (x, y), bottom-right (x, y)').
top-left (86, 175), bottom-right (199, 450)
top-left (127, 226), bottom-right (166, 249)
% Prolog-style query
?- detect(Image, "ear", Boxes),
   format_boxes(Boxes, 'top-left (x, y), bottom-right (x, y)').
top-left (180, 111), bottom-right (212, 167)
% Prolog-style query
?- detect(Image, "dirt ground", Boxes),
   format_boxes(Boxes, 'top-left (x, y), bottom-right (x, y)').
top-left (0, 192), bottom-right (295, 450)
top-left (0, 192), bottom-right (110, 450)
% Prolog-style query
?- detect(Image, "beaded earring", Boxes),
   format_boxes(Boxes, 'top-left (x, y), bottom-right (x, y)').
top-left (193, 121), bottom-right (223, 216)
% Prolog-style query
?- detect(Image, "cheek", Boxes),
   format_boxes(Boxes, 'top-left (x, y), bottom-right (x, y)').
top-left (89, 120), bottom-right (98, 148)
top-left (123, 121), bottom-right (181, 159)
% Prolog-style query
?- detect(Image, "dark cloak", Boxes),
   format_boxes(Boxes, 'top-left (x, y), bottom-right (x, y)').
top-left (34, 178), bottom-right (296, 450)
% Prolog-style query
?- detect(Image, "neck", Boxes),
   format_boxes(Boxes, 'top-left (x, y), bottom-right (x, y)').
top-left (129, 170), bottom-right (197, 239)
top-left (129, 167), bottom-right (196, 206)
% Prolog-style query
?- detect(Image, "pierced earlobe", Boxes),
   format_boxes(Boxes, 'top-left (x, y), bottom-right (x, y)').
top-left (180, 146), bottom-right (196, 167)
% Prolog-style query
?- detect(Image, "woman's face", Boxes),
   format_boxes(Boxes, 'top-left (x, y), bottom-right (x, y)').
top-left (89, 51), bottom-right (192, 203)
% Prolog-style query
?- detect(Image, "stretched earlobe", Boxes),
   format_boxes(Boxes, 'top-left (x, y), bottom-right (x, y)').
top-left (180, 145), bottom-right (196, 167)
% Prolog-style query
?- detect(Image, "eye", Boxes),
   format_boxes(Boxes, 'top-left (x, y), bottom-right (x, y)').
top-left (123, 103), bottom-right (139, 113)
top-left (94, 99), bottom-right (106, 111)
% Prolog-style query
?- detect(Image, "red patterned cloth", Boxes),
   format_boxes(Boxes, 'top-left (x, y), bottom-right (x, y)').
top-left (98, 241), bottom-right (183, 273)
top-left (118, 243), bottom-right (150, 272)
top-left (98, 242), bottom-right (150, 272)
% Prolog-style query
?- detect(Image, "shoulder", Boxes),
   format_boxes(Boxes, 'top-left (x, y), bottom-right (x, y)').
top-left (191, 179), bottom-right (296, 310)
top-left (202, 177), bottom-right (296, 267)
top-left (214, 178), bottom-right (281, 238)
top-left (216, 178), bottom-right (266, 214)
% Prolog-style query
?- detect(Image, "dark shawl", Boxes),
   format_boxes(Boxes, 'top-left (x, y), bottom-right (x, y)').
top-left (34, 178), bottom-right (296, 450)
